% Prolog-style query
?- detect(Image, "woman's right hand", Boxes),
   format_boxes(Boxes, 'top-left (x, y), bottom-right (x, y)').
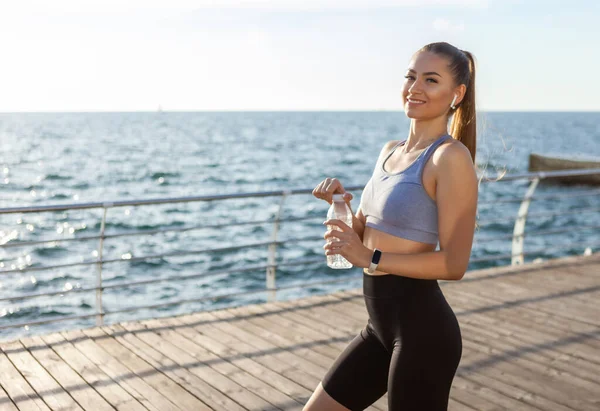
top-left (312, 177), bottom-right (354, 205)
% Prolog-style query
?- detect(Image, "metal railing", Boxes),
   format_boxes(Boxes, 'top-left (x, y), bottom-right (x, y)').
top-left (1, 168), bottom-right (599, 332)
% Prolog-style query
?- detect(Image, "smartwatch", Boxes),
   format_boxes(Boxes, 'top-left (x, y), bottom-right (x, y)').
top-left (367, 248), bottom-right (382, 274)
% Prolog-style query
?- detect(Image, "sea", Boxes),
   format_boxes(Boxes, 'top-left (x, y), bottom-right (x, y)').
top-left (1, 111), bottom-right (599, 341)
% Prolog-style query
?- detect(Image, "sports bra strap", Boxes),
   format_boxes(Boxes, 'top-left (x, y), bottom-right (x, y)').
top-left (415, 134), bottom-right (450, 175)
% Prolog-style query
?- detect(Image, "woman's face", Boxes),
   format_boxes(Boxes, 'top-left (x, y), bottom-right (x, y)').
top-left (401, 51), bottom-right (461, 120)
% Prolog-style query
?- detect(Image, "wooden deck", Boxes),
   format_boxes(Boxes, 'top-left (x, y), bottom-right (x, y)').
top-left (1, 253), bottom-right (599, 410)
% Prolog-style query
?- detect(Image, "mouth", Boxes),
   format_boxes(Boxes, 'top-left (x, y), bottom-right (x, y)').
top-left (406, 98), bottom-right (426, 105)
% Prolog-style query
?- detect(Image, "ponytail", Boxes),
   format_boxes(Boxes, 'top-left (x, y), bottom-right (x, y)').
top-left (450, 51), bottom-right (476, 164)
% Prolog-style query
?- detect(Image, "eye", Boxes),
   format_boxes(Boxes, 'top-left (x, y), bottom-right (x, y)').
top-left (426, 78), bottom-right (438, 83)
top-left (404, 75), bottom-right (414, 80)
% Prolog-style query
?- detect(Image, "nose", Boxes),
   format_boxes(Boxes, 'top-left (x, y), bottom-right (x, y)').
top-left (408, 79), bottom-right (423, 95)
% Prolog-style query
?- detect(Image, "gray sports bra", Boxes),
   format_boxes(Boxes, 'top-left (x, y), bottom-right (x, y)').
top-left (359, 134), bottom-right (451, 245)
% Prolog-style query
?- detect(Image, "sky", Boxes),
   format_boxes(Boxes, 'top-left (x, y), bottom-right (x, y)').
top-left (0, 0), bottom-right (598, 112)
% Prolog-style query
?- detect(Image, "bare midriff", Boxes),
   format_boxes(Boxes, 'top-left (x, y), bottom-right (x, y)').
top-left (361, 227), bottom-right (436, 276)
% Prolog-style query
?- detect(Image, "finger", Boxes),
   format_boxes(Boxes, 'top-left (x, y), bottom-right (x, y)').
top-left (322, 178), bottom-right (338, 204)
top-left (324, 219), bottom-right (349, 232)
top-left (313, 180), bottom-right (328, 201)
top-left (324, 178), bottom-right (342, 199)
top-left (324, 230), bottom-right (340, 240)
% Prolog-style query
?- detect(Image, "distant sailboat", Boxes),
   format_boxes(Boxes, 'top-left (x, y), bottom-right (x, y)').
top-left (157, 104), bottom-right (163, 113)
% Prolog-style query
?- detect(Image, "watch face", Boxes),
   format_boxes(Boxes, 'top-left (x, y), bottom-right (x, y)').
top-left (372, 249), bottom-right (382, 264)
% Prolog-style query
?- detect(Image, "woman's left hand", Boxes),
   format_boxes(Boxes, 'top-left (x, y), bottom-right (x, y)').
top-left (323, 219), bottom-right (372, 268)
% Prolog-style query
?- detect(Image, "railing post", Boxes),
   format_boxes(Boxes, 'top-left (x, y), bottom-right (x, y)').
top-left (512, 177), bottom-right (540, 265)
top-left (266, 190), bottom-right (290, 302)
top-left (95, 205), bottom-right (109, 325)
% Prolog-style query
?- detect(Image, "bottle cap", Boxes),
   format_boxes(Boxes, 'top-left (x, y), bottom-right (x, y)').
top-left (332, 194), bottom-right (345, 202)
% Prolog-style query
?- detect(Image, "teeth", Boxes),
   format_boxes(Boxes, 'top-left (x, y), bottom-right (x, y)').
top-left (408, 99), bottom-right (425, 104)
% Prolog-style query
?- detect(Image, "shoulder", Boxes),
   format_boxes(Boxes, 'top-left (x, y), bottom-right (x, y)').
top-left (433, 137), bottom-right (477, 184)
top-left (433, 137), bottom-right (474, 169)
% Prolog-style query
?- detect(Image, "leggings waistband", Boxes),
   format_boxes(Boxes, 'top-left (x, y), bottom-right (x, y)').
top-left (363, 272), bottom-right (439, 298)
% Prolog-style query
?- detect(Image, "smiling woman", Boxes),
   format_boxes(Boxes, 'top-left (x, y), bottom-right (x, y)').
top-left (308, 42), bottom-right (479, 411)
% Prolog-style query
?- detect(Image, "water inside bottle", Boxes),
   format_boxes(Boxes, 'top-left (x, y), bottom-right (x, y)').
top-left (326, 195), bottom-right (353, 269)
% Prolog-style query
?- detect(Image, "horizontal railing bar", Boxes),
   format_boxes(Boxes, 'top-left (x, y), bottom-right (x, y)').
top-left (0, 216), bottom-right (323, 250)
top-left (477, 187), bottom-right (600, 206)
top-left (0, 265), bottom-right (266, 303)
top-left (0, 236), bottom-right (325, 275)
top-left (0, 312), bottom-right (102, 330)
top-left (0, 275), bottom-right (360, 330)
top-left (2, 168), bottom-right (599, 215)
top-left (470, 239), bottom-right (600, 263)
top-left (0, 187), bottom-right (313, 214)
top-left (475, 224), bottom-right (600, 243)
top-left (519, 206), bottom-right (600, 220)
top-left (0, 257), bottom-right (326, 303)
top-left (477, 206), bottom-right (600, 226)
top-left (0, 239), bottom-right (285, 275)
top-left (0, 218), bottom-right (279, 249)
top-left (480, 168), bottom-right (600, 182)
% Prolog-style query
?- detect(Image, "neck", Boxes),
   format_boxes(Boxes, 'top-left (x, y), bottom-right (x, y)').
top-left (404, 116), bottom-right (449, 152)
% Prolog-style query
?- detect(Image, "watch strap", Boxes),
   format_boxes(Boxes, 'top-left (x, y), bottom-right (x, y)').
top-left (367, 248), bottom-right (382, 274)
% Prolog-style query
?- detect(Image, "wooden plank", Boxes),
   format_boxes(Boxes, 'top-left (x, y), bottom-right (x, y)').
top-left (61, 329), bottom-right (180, 411)
top-left (453, 291), bottom-right (600, 368)
top-left (20, 335), bottom-right (114, 411)
top-left (145, 316), bottom-right (302, 411)
top-left (102, 323), bottom-right (246, 411)
top-left (118, 318), bottom-right (277, 410)
top-left (175, 309), bottom-right (392, 411)
top-left (0, 340), bottom-right (82, 410)
top-left (451, 373), bottom-right (542, 410)
top-left (0, 350), bottom-right (50, 411)
top-left (447, 287), bottom-right (600, 343)
top-left (452, 277), bottom-right (600, 326)
top-left (41, 331), bottom-right (147, 411)
top-left (457, 369), bottom-right (575, 411)
top-left (81, 327), bottom-right (212, 411)
top-left (458, 316), bottom-right (600, 385)
top-left (459, 319), bottom-right (600, 392)
top-left (0, 385), bottom-right (19, 411)
top-left (209, 308), bottom-right (331, 378)
top-left (449, 288), bottom-right (600, 363)
top-left (461, 338), bottom-right (598, 411)
top-left (448, 397), bottom-right (479, 410)
top-left (241, 303), bottom-right (351, 358)
top-left (175, 310), bottom-right (320, 392)
top-left (223, 304), bottom-right (339, 370)
top-left (165, 314), bottom-right (312, 408)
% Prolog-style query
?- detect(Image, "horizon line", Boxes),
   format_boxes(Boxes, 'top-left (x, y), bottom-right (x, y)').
top-left (1, 109), bottom-right (599, 114)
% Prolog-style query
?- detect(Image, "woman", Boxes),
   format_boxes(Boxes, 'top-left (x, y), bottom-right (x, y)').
top-left (307, 42), bottom-right (479, 410)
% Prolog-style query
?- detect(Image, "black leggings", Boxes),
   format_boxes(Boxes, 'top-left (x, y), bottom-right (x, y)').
top-left (322, 273), bottom-right (462, 411)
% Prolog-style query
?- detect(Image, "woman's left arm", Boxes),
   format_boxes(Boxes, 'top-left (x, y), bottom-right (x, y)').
top-left (324, 142), bottom-right (478, 281)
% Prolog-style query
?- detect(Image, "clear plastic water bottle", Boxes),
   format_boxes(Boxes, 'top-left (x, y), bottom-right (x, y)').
top-left (326, 194), bottom-right (354, 269)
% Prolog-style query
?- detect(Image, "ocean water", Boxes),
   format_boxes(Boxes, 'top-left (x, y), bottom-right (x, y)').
top-left (1, 111), bottom-right (599, 341)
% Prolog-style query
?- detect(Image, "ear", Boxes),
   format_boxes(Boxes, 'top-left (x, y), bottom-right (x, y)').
top-left (454, 84), bottom-right (467, 106)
